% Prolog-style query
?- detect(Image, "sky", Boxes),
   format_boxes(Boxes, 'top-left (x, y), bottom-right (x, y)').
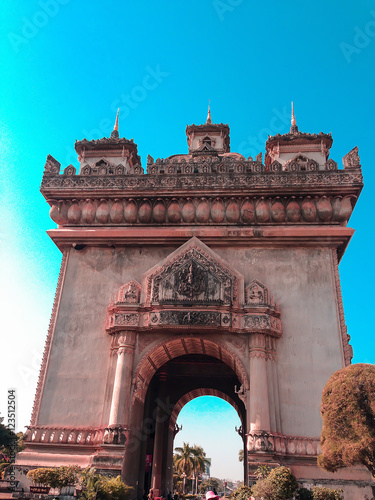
top-left (1, 0), bottom-right (375, 482)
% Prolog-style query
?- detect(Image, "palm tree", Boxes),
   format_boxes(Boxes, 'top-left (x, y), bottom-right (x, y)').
top-left (191, 445), bottom-right (210, 495)
top-left (174, 443), bottom-right (210, 495)
top-left (174, 443), bottom-right (195, 494)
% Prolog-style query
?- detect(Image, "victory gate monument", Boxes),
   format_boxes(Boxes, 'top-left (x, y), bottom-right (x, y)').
top-left (16, 106), bottom-right (374, 498)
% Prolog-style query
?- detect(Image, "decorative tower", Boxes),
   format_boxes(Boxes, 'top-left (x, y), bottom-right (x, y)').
top-left (16, 109), bottom-right (372, 499)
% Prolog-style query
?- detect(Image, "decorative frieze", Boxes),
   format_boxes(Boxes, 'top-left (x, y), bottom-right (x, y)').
top-left (24, 425), bottom-right (128, 446)
top-left (247, 431), bottom-right (320, 457)
top-left (41, 169), bottom-right (363, 197)
top-left (46, 194), bottom-right (357, 226)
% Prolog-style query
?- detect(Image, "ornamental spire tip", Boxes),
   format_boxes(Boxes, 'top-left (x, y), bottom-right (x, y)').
top-left (206, 99), bottom-right (212, 124)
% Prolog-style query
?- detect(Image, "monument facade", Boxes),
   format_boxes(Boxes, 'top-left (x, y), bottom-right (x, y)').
top-left (16, 107), bottom-right (373, 498)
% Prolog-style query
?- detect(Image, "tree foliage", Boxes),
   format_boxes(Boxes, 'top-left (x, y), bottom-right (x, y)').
top-left (0, 423), bottom-right (17, 449)
top-left (311, 486), bottom-right (343, 500)
top-left (318, 363), bottom-right (375, 476)
top-left (231, 484), bottom-right (252, 500)
top-left (200, 478), bottom-right (220, 494)
top-left (251, 466), bottom-right (298, 500)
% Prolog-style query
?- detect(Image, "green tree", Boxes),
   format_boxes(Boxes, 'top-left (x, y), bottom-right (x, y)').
top-left (190, 445), bottom-right (210, 494)
top-left (238, 449), bottom-right (244, 462)
top-left (318, 363), bottom-right (375, 476)
top-left (251, 466), bottom-right (298, 500)
top-left (174, 443), bottom-right (209, 494)
top-left (200, 477), bottom-right (220, 494)
top-left (0, 422), bottom-right (17, 449)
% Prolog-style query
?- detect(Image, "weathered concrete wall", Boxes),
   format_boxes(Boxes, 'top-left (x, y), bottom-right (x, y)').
top-left (216, 246), bottom-right (344, 437)
top-left (38, 243), bottom-right (343, 440)
top-left (37, 245), bottom-right (175, 426)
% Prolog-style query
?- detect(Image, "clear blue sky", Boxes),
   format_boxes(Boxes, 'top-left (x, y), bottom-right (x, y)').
top-left (1, 0), bottom-right (374, 481)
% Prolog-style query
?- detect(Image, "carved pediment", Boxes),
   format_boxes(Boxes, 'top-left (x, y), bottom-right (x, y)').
top-left (143, 237), bottom-right (244, 307)
top-left (159, 258), bottom-right (222, 304)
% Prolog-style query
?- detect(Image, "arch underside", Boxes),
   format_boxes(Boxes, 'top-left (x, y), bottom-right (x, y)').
top-left (134, 336), bottom-right (249, 403)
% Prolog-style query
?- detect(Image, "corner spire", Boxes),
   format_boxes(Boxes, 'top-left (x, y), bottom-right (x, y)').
top-left (111, 108), bottom-right (120, 139)
top-left (290, 101), bottom-right (299, 134)
top-left (206, 99), bottom-right (212, 124)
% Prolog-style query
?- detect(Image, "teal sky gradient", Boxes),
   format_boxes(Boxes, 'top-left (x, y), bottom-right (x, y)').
top-left (1, 0), bottom-right (375, 481)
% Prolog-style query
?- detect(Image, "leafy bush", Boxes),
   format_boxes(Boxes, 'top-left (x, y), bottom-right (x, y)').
top-left (231, 484), bottom-right (252, 500)
top-left (27, 465), bottom-right (81, 489)
top-left (319, 363), bottom-right (375, 476)
top-left (312, 486), bottom-right (343, 500)
top-left (78, 468), bottom-right (133, 500)
top-left (96, 475), bottom-right (133, 500)
top-left (27, 468), bottom-right (60, 488)
top-left (251, 466), bottom-right (298, 500)
top-left (295, 487), bottom-right (313, 499)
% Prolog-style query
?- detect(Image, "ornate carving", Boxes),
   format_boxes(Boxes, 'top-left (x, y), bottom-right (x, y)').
top-left (25, 425), bottom-right (110, 446)
top-left (41, 169), bottom-right (363, 194)
top-left (30, 250), bottom-right (69, 426)
top-left (149, 310), bottom-right (222, 327)
top-left (63, 165), bottom-right (76, 176)
top-left (132, 375), bottom-right (145, 404)
top-left (244, 314), bottom-right (271, 330)
top-left (145, 238), bottom-right (241, 307)
top-left (103, 426), bottom-right (127, 445)
top-left (343, 146), bottom-right (361, 169)
top-left (114, 313), bottom-right (138, 327)
top-left (246, 280), bottom-right (269, 305)
top-left (234, 384), bottom-right (247, 409)
top-left (43, 154), bottom-right (61, 175)
top-left (247, 431), bottom-right (274, 452)
top-left (173, 423), bottom-right (182, 437)
top-left (117, 280), bottom-right (141, 303)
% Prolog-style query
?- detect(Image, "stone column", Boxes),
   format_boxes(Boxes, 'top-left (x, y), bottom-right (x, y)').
top-left (249, 334), bottom-right (270, 433)
top-left (108, 331), bottom-right (136, 428)
top-left (151, 369), bottom-right (167, 496)
top-left (165, 423), bottom-right (181, 495)
top-left (122, 397), bottom-right (145, 489)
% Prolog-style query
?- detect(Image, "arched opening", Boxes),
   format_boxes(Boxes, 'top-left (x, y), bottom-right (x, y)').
top-left (174, 396), bottom-right (244, 493)
top-left (130, 352), bottom-right (247, 498)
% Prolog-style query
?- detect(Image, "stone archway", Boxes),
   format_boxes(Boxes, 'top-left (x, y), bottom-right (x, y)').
top-left (105, 237), bottom-right (283, 495)
top-left (170, 388), bottom-right (247, 488)
top-left (126, 347), bottom-right (248, 498)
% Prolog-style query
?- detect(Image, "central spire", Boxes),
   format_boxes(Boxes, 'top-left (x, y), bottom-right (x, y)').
top-left (290, 101), bottom-right (299, 134)
top-left (111, 108), bottom-right (120, 139)
top-left (206, 99), bottom-right (212, 124)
